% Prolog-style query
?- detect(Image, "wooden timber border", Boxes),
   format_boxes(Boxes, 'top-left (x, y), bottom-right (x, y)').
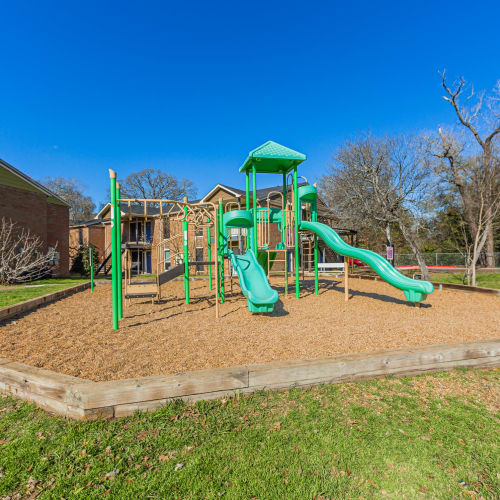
top-left (0, 281), bottom-right (91, 323)
top-left (0, 339), bottom-right (498, 420)
top-left (347, 273), bottom-right (500, 297)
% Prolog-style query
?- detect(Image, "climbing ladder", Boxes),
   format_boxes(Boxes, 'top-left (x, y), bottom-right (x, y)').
top-left (300, 234), bottom-right (315, 273)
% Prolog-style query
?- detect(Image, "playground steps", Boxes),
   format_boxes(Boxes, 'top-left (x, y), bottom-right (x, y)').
top-left (125, 282), bottom-right (158, 299)
top-left (96, 247), bottom-right (125, 275)
top-left (301, 234), bottom-right (315, 272)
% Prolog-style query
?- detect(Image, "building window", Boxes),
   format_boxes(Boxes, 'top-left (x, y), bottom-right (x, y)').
top-left (163, 249), bottom-right (171, 271)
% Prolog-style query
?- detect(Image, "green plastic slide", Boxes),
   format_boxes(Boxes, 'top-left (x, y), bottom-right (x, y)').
top-left (228, 249), bottom-right (279, 313)
top-left (299, 221), bottom-right (434, 302)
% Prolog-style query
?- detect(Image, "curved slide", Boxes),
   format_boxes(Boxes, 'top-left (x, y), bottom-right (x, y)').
top-left (300, 221), bottom-right (434, 302)
top-left (228, 249), bottom-right (279, 313)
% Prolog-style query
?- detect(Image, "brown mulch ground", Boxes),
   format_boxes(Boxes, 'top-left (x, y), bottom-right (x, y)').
top-left (0, 277), bottom-right (499, 381)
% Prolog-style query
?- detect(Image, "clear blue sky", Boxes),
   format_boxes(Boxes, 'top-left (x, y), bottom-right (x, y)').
top-left (1, 0), bottom-right (499, 207)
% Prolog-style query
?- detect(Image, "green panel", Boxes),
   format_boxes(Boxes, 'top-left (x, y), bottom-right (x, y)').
top-left (223, 209), bottom-right (253, 228)
top-left (298, 184), bottom-right (317, 202)
top-left (257, 251), bottom-right (277, 272)
top-left (299, 220), bottom-right (434, 303)
top-left (239, 141), bottom-right (306, 174)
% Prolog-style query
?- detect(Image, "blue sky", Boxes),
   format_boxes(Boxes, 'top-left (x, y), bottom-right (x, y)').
top-left (1, 0), bottom-right (499, 207)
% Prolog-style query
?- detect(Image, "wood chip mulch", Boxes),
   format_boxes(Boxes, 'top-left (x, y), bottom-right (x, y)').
top-left (0, 277), bottom-right (498, 381)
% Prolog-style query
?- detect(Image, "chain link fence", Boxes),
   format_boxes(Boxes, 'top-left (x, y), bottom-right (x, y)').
top-left (393, 253), bottom-right (500, 267)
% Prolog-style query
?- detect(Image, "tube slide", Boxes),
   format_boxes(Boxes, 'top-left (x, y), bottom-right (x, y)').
top-left (300, 220), bottom-right (434, 302)
top-left (228, 249), bottom-right (279, 313)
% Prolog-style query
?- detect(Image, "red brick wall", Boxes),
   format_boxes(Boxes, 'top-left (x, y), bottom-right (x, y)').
top-left (0, 184), bottom-right (69, 276)
top-left (88, 226), bottom-right (106, 261)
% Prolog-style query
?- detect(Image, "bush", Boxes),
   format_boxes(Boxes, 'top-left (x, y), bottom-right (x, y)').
top-left (70, 245), bottom-right (99, 276)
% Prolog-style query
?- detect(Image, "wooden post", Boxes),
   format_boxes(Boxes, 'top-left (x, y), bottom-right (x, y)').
top-left (182, 197), bottom-right (189, 305)
top-left (116, 183), bottom-right (123, 319)
top-left (344, 259), bottom-right (349, 302)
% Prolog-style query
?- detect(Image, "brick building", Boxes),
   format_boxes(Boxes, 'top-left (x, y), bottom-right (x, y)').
top-left (0, 159), bottom-right (70, 276)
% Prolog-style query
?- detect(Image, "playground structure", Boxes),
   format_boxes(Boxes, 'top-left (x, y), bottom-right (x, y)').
top-left (108, 141), bottom-right (434, 330)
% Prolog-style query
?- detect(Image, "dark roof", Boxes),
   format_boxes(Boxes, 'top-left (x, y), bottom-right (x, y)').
top-left (206, 182), bottom-right (307, 202)
top-left (70, 218), bottom-right (108, 228)
top-left (256, 182), bottom-right (307, 200)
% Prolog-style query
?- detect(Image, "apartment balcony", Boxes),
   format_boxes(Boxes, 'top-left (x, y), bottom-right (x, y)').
top-left (124, 237), bottom-right (152, 249)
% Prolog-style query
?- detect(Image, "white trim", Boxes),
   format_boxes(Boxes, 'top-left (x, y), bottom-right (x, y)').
top-left (200, 184), bottom-right (243, 203)
top-left (0, 158), bottom-right (70, 206)
top-left (96, 203), bottom-right (111, 219)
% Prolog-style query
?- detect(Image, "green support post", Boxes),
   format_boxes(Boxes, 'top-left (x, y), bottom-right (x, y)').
top-left (282, 171), bottom-right (288, 296)
top-left (109, 170), bottom-right (119, 330)
top-left (89, 246), bottom-right (94, 292)
top-left (252, 163), bottom-right (257, 255)
top-left (293, 166), bottom-right (300, 299)
top-left (245, 171), bottom-right (250, 210)
top-left (207, 223), bottom-right (212, 290)
top-left (218, 200), bottom-right (225, 303)
top-left (313, 198), bottom-right (319, 295)
top-left (183, 201), bottom-right (189, 304)
top-left (116, 184), bottom-right (123, 319)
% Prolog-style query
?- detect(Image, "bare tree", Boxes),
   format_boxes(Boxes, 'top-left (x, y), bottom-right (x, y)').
top-left (40, 177), bottom-right (95, 222)
top-left (119, 169), bottom-right (197, 201)
top-left (439, 72), bottom-right (500, 267)
top-left (0, 218), bottom-right (57, 285)
top-left (430, 130), bottom-right (500, 285)
top-left (319, 134), bottom-right (432, 279)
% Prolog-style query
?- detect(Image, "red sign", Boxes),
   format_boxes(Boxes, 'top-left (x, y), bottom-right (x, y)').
top-left (386, 246), bottom-right (394, 260)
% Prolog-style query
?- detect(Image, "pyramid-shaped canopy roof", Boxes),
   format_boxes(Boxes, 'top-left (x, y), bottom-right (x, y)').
top-left (239, 141), bottom-right (306, 174)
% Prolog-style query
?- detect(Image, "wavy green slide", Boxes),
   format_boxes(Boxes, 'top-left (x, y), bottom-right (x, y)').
top-left (228, 249), bottom-right (279, 313)
top-left (300, 221), bottom-right (434, 302)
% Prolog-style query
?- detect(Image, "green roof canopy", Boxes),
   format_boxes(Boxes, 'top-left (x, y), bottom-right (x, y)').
top-left (239, 141), bottom-right (306, 174)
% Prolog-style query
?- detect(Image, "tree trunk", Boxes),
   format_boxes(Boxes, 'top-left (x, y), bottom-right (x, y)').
top-left (485, 224), bottom-right (495, 267)
top-left (469, 220), bottom-right (492, 287)
top-left (385, 223), bottom-right (393, 266)
top-left (397, 220), bottom-right (430, 281)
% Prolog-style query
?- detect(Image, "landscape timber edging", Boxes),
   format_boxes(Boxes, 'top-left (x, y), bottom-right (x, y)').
top-left (349, 273), bottom-right (500, 297)
top-left (0, 338), bottom-right (499, 420)
top-left (0, 281), bottom-right (91, 322)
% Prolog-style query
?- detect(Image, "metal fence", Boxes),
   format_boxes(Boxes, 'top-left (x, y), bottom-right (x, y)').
top-left (394, 252), bottom-right (500, 267)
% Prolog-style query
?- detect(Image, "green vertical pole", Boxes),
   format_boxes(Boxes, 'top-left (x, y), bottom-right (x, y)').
top-left (282, 172), bottom-right (288, 296)
top-left (89, 247), bottom-right (94, 292)
top-left (245, 171), bottom-right (250, 210)
top-left (313, 199), bottom-right (319, 295)
top-left (252, 163), bottom-right (257, 255)
top-left (293, 166), bottom-right (300, 299)
top-left (183, 202), bottom-right (189, 304)
top-left (116, 184), bottom-right (123, 319)
top-left (109, 170), bottom-right (118, 330)
top-left (218, 201), bottom-right (225, 303)
top-left (207, 223), bottom-right (212, 290)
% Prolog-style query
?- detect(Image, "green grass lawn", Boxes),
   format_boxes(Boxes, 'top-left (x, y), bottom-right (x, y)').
top-left (431, 272), bottom-right (500, 289)
top-left (0, 278), bottom-right (89, 308)
top-left (0, 368), bottom-right (498, 499)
